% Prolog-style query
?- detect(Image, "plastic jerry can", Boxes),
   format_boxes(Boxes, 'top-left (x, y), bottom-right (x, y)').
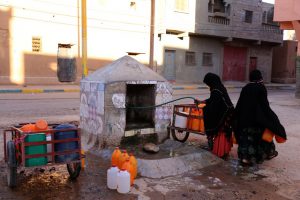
top-left (54, 124), bottom-right (79, 163)
top-left (117, 169), bottom-right (130, 194)
top-left (122, 159), bottom-right (134, 186)
top-left (129, 153), bottom-right (138, 178)
top-left (174, 112), bottom-right (188, 128)
top-left (118, 150), bottom-right (129, 170)
top-left (111, 147), bottom-right (121, 168)
top-left (46, 134), bottom-right (52, 162)
top-left (107, 165), bottom-right (119, 189)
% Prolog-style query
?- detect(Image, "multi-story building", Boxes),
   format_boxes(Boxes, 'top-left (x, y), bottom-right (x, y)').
top-left (0, 0), bottom-right (282, 85)
top-left (156, 0), bottom-right (283, 83)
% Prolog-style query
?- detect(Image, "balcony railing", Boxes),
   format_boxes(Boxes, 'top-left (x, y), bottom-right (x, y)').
top-left (262, 23), bottom-right (283, 34)
top-left (208, 16), bottom-right (230, 25)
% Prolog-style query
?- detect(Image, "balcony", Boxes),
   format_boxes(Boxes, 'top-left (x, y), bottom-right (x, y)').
top-left (262, 23), bottom-right (283, 34)
top-left (208, 16), bottom-right (230, 25)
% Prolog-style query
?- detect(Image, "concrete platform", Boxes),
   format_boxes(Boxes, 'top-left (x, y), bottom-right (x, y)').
top-left (136, 140), bottom-right (222, 178)
top-left (92, 139), bottom-right (222, 179)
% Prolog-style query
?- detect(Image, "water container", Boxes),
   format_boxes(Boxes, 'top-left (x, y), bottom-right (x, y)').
top-left (129, 153), bottom-right (138, 178)
top-left (35, 119), bottom-right (48, 131)
top-left (122, 159), bottom-right (134, 186)
top-left (21, 124), bottom-right (36, 132)
top-left (54, 124), bottom-right (79, 163)
top-left (188, 108), bottom-right (204, 132)
top-left (117, 169), bottom-right (130, 194)
top-left (46, 134), bottom-right (52, 162)
top-left (81, 149), bottom-right (86, 169)
top-left (174, 112), bottom-right (188, 128)
top-left (107, 165), bottom-right (119, 189)
top-left (111, 147), bottom-right (121, 168)
top-left (25, 133), bottom-right (47, 167)
top-left (118, 150), bottom-right (129, 170)
top-left (57, 44), bottom-right (77, 82)
top-left (262, 128), bottom-right (274, 143)
top-left (275, 135), bottom-right (286, 143)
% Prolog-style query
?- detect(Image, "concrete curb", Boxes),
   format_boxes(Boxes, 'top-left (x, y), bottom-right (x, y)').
top-left (0, 85), bottom-right (295, 93)
top-left (0, 88), bottom-right (80, 94)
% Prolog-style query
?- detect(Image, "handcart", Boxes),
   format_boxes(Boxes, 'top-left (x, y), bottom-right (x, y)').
top-left (168, 103), bottom-right (206, 142)
top-left (3, 122), bottom-right (83, 188)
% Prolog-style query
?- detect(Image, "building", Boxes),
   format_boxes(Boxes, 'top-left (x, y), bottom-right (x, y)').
top-left (272, 40), bottom-right (297, 83)
top-left (274, 0), bottom-right (300, 98)
top-left (0, 0), bottom-right (282, 85)
top-left (155, 0), bottom-right (283, 83)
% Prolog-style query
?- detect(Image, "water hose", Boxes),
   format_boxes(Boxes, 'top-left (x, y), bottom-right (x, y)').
top-left (126, 96), bottom-right (201, 109)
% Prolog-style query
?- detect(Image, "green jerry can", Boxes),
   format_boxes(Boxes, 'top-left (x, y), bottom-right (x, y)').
top-left (25, 133), bottom-right (47, 167)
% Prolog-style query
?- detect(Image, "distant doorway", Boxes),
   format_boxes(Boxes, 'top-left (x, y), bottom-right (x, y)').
top-left (249, 57), bottom-right (257, 73)
top-left (164, 50), bottom-right (176, 81)
top-left (223, 46), bottom-right (247, 81)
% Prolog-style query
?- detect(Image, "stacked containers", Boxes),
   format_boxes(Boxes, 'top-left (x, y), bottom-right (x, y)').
top-left (187, 104), bottom-right (205, 132)
top-left (54, 124), bottom-right (79, 163)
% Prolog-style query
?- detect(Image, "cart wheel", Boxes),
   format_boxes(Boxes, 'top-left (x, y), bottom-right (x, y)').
top-left (171, 129), bottom-right (190, 143)
top-left (67, 162), bottom-right (81, 180)
top-left (7, 141), bottom-right (17, 188)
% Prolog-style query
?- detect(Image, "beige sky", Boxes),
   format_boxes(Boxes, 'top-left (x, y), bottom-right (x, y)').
top-left (263, 0), bottom-right (274, 4)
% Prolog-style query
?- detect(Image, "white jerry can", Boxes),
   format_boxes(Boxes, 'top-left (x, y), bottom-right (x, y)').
top-left (117, 169), bottom-right (130, 194)
top-left (107, 166), bottom-right (119, 189)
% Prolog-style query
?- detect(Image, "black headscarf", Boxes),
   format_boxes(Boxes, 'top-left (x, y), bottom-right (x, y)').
top-left (234, 70), bottom-right (286, 139)
top-left (203, 73), bottom-right (233, 136)
top-left (249, 69), bottom-right (263, 83)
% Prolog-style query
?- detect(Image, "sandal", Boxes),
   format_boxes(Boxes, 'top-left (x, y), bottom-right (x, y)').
top-left (267, 151), bottom-right (278, 160)
top-left (241, 159), bottom-right (251, 165)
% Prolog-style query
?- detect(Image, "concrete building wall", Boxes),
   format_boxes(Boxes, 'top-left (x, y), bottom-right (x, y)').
top-left (0, 0), bottom-right (283, 85)
top-left (272, 40), bottom-right (297, 83)
top-left (0, 0), bottom-right (151, 85)
top-left (249, 45), bottom-right (273, 82)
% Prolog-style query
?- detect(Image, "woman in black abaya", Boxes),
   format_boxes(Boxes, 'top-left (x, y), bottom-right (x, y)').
top-left (196, 73), bottom-right (234, 158)
top-left (234, 70), bottom-right (286, 165)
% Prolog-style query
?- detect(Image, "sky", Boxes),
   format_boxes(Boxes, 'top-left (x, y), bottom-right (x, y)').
top-left (262, 0), bottom-right (274, 4)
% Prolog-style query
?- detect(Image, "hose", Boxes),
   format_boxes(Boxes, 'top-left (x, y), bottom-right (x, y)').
top-left (126, 96), bottom-right (201, 109)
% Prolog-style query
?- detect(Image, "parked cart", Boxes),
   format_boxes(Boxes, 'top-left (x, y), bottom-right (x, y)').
top-left (168, 103), bottom-right (206, 142)
top-left (3, 122), bottom-right (82, 188)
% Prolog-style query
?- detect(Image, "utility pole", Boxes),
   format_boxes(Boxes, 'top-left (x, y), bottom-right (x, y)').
top-left (149, 0), bottom-right (155, 69)
top-left (81, 0), bottom-right (88, 78)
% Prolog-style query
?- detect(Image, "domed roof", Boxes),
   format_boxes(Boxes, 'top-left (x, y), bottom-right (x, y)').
top-left (83, 56), bottom-right (166, 83)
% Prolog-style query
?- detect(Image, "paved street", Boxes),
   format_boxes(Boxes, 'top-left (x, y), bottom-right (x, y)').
top-left (0, 88), bottom-right (299, 199)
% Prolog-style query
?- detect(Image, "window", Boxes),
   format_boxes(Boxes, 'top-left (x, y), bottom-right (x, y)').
top-left (32, 37), bottom-right (41, 52)
top-left (244, 10), bottom-right (253, 23)
top-left (175, 0), bottom-right (189, 12)
top-left (202, 53), bottom-right (213, 66)
top-left (213, 0), bottom-right (225, 13)
top-left (185, 51), bottom-right (196, 66)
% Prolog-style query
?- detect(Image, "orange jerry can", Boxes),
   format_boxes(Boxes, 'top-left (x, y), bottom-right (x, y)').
top-left (111, 147), bottom-right (122, 168)
top-left (187, 107), bottom-right (205, 132)
top-left (122, 158), bottom-right (135, 186)
top-left (118, 150), bottom-right (129, 170)
top-left (262, 128), bottom-right (274, 143)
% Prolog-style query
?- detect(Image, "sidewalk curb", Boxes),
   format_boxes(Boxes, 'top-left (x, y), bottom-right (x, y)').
top-left (0, 89), bottom-right (80, 94)
top-left (0, 85), bottom-right (295, 94)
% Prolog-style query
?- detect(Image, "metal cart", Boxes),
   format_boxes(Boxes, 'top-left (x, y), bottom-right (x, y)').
top-left (168, 104), bottom-right (206, 142)
top-left (3, 123), bottom-right (82, 188)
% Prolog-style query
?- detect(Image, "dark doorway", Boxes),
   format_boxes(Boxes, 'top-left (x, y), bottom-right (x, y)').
top-left (126, 84), bottom-right (155, 130)
top-left (249, 57), bottom-right (257, 73)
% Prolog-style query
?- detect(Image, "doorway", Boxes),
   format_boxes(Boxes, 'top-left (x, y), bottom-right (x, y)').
top-left (164, 50), bottom-right (176, 81)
